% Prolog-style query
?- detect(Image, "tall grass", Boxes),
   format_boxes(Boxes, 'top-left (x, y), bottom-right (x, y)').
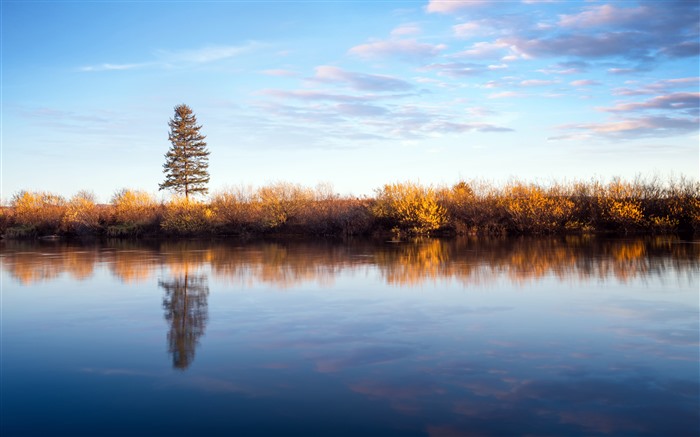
top-left (3, 177), bottom-right (698, 238)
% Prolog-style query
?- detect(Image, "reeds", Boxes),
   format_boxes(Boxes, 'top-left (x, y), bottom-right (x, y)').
top-left (2, 177), bottom-right (698, 238)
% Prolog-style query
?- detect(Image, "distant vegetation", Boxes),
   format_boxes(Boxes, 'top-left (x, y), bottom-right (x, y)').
top-left (2, 177), bottom-right (698, 239)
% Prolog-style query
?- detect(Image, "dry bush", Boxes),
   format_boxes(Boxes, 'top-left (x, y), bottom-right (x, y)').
top-left (596, 179), bottom-right (645, 233)
top-left (110, 189), bottom-right (160, 225)
top-left (10, 191), bottom-right (66, 235)
top-left (161, 197), bottom-right (213, 235)
top-left (300, 185), bottom-right (374, 236)
top-left (108, 189), bottom-right (160, 236)
top-left (256, 182), bottom-right (314, 229)
top-left (62, 190), bottom-right (103, 234)
top-left (210, 185), bottom-right (263, 233)
top-left (373, 182), bottom-right (446, 235)
top-left (499, 182), bottom-right (575, 234)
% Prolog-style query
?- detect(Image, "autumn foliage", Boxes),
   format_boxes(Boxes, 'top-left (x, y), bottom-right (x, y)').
top-left (2, 177), bottom-right (699, 238)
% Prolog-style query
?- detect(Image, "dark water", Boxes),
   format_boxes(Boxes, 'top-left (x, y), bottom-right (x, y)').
top-left (1, 237), bottom-right (698, 436)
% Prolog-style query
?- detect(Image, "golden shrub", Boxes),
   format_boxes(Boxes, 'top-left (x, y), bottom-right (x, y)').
top-left (256, 182), bottom-right (313, 229)
top-left (11, 191), bottom-right (66, 232)
top-left (374, 182), bottom-right (446, 235)
top-left (111, 189), bottom-right (159, 225)
top-left (500, 183), bottom-right (575, 233)
top-left (161, 197), bottom-right (213, 234)
top-left (62, 190), bottom-right (102, 234)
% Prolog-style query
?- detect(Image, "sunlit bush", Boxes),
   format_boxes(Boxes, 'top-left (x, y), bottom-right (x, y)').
top-left (62, 190), bottom-right (103, 234)
top-left (210, 185), bottom-right (263, 233)
top-left (11, 191), bottom-right (66, 234)
top-left (257, 182), bottom-right (314, 229)
top-left (108, 189), bottom-right (160, 236)
top-left (110, 189), bottom-right (160, 225)
top-left (373, 182), bottom-right (446, 235)
top-left (161, 197), bottom-right (213, 235)
top-left (596, 179), bottom-right (645, 233)
top-left (500, 182), bottom-right (575, 234)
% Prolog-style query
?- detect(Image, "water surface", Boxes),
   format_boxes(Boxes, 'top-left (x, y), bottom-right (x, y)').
top-left (2, 237), bottom-right (698, 436)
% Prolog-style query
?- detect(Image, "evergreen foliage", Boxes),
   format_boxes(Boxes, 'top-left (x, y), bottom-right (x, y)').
top-left (160, 104), bottom-right (210, 198)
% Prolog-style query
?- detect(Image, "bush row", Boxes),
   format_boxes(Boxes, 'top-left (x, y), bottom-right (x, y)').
top-left (2, 178), bottom-right (698, 238)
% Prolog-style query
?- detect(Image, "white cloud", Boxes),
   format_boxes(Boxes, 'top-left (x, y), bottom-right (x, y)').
top-left (160, 44), bottom-right (254, 63)
top-left (426, 0), bottom-right (489, 14)
top-left (558, 4), bottom-right (651, 29)
top-left (261, 69), bottom-right (298, 77)
top-left (391, 23), bottom-right (422, 36)
top-left (79, 43), bottom-right (257, 73)
top-left (453, 21), bottom-right (490, 38)
top-left (349, 39), bottom-right (446, 62)
top-left (602, 93), bottom-right (700, 113)
top-left (519, 79), bottom-right (559, 87)
top-left (454, 41), bottom-right (508, 59)
top-left (488, 91), bottom-right (523, 99)
top-left (311, 66), bottom-right (413, 91)
top-left (79, 62), bottom-right (150, 72)
top-left (570, 79), bottom-right (601, 87)
top-left (554, 116), bottom-right (699, 139)
top-left (613, 77), bottom-right (700, 96)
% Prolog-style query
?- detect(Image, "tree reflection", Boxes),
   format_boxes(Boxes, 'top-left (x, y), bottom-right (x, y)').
top-left (3, 236), bottom-right (698, 287)
top-left (159, 271), bottom-right (209, 370)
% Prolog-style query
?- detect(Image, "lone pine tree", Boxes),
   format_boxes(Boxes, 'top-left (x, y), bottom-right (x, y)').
top-left (159, 104), bottom-right (210, 199)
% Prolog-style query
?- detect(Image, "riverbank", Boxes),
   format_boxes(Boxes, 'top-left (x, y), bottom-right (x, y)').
top-left (2, 178), bottom-right (698, 239)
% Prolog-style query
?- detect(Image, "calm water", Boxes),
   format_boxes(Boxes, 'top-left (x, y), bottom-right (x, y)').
top-left (1, 237), bottom-right (698, 436)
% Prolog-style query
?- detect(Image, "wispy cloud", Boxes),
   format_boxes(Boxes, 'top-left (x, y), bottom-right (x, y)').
top-left (391, 23), bottom-right (422, 37)
top-left (158, 43), bottom-right (255, 63)
top-left (421, 62), bottom-right (491, 77)
top-left (519, 79), bottom-right (559, 87)
top-left (260, 89), bottom-right (378, 103)
top-left (602, 93), bottom-right (700, 114)
top-left (453, 41), bottom-right (509, 59)
top-left (79, 42), bottom-right (257, 73)
top-left (558, 4), bottom-right (651, 29)
top-left (552, 116), bottom-right (699, 140)
top-left (570, 80), bottom-right (601, 87)
top-left (261, 69), bottom-right (298, 77)
top-left (488, 91), bottom-right (524, 99)
top-left (349, 39), bottom-right (446, 62)
top-left (613, 77), bottom-right (699, 96)
top-left (310, 66), bottom-right (413, 92)
top-left (79, 62), bottom-right (151, 72)
top-left (426, 0), bottom-right (490, 14)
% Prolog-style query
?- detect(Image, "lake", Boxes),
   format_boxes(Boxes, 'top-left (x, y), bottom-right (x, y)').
top-left (1, 237), bottom-right (698, 436)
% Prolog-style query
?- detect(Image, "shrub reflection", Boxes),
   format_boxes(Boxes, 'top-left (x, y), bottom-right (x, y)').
top-left (2, 237), bottom-right (698, 287)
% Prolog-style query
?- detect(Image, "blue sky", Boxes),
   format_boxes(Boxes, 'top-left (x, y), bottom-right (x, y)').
top-left (2, 0), bottom-right (699, 202)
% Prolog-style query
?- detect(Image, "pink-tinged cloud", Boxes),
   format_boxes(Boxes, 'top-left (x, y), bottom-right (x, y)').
top-left (558, 4), bottom-right (651, 29)
top-left (426, 0), bottom-right (489, 14)
top-left (454, 41), bottom-right (508, 59)
top-left (602, 93), bottom-right (700, 113)
top-left (519, 79), bottom-right (559, 87)
top-left (488, 91), bottom-right (523, 99)
top-left (391, 23), bottom-right (422, 36)
top-left (260, 89), bottom-right (375, 103)
top-left (312, 65), bottom-right (413, 91)
top-left (570, 79), bottom-right (601, 87)
top-left (501, 33), bottom-right (648, 59)
top-left (553, 116), bottom-right (699, 140)
top-left (427, 121), bottom-right (513, 133)
top-left (349, 39), bottom-right (446, 62)
top-left (452, 21), bottom-right (493, 38)
top-left (613, 77), bottom-right (700, 96)
top-left (261, 69), bottom-right (298, 77)
top-left (421, 62), bottom-right (490, 77)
